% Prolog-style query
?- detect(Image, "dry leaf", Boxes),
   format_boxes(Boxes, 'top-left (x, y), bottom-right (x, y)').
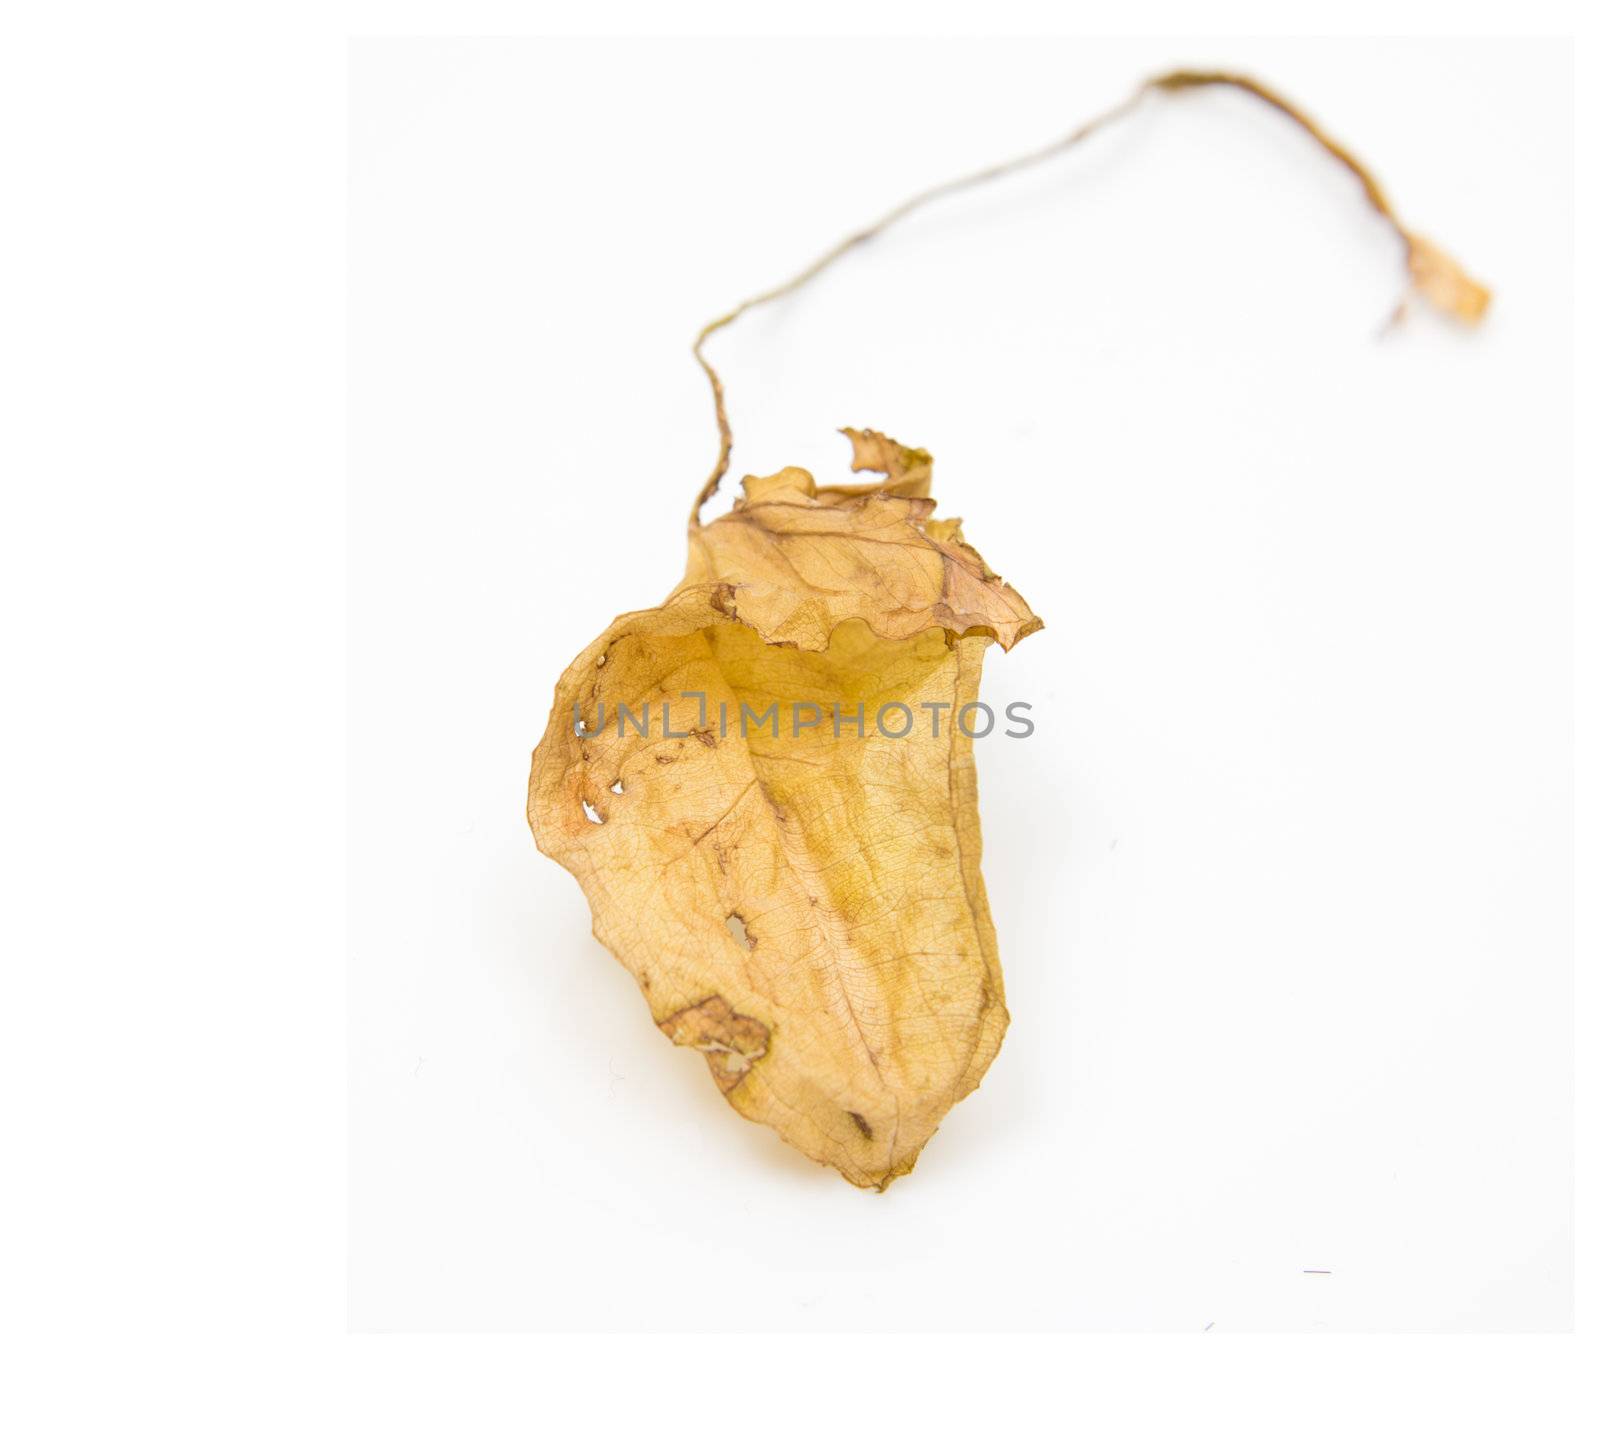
top-left (526, 68), bottom-right (1487, 1191)
top-left (528, 431), bottom-right (1039, 1188)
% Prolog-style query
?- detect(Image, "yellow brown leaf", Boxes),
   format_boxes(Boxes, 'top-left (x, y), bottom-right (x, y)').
top-left (528, 435), bottom-right (1035, 1188)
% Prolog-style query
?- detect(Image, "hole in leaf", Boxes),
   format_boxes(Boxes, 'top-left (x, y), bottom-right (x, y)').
top-left (725, 913), bottom-right (751, 949)
top-left (581, 799), bottom-right (604, 825)
top-left (610, 779), bottom-right (624, 794)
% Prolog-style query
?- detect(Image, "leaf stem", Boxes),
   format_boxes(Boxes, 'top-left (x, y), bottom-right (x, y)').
top-left (689, 68), bottom-right (1488, 527)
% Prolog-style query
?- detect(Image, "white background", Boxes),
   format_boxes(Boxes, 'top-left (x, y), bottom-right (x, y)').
top-left (1, 3), bottom-right (1591, 1424)
top-left (350, 36), bottom-right (1572, 1331)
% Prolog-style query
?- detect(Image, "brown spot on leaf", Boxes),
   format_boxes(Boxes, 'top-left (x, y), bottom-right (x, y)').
top-left (848, 1111), bottom-right (874, 1141)
top-left (657, 995), bottom-right (771, 1093)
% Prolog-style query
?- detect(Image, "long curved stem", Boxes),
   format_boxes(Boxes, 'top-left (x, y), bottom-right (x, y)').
top-left (689, 68), bottom-right (1489, 527)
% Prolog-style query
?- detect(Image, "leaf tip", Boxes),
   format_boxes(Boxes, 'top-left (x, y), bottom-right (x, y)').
top-left (1405, 233), bottom-right (1491, 324)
